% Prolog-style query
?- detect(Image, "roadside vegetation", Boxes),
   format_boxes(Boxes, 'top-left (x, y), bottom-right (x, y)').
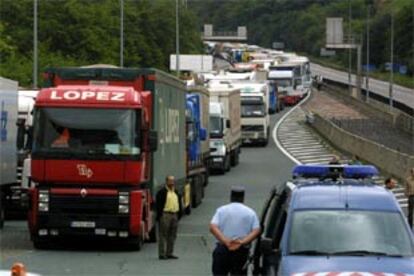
top-left (0, 0), bottom-right (203, 87)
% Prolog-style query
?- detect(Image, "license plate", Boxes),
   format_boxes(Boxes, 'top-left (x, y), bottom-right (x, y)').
top-left (243, 133), bottom-right (258, 139)
top-left (71, 221), bottom-right (96, 228)
top-left (213, 158), bottom-right (222, 162)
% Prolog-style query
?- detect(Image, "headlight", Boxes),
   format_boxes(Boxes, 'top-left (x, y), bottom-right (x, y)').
top-left (39, 191), bottom-right (49, 202)
top-left (216, 144), bottom-right (226, 156)
top-left (118, 204), bottom-right (129, 214)
top-left (118, 192), bottom-right (129, 205)
top-left (38, 202), bottom-right (49, 212)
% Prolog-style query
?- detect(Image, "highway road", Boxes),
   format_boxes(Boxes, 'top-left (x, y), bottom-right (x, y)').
top-left (0, 112), bottom-right (294, 276)
top-left (311, 63), bottom-right (414, 110)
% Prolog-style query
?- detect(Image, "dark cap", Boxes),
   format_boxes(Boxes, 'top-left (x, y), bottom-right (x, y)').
top-left (231, 186), bottom-right (245, 195)
top-left (230, 186), bottom-right (245, 202)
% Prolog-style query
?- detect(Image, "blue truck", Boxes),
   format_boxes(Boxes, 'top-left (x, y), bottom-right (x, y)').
top-left (185, 87), bottom-right (210, 212)
top-left (268, 83), bottom-right (277, 114)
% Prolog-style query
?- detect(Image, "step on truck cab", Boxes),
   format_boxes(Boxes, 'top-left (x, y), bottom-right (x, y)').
top-left (28, 67), bottom-right (188, 249)
top-left (208, 83), bottom-right (241, 174)
top-left (0, 77), bottom-right (18, 228)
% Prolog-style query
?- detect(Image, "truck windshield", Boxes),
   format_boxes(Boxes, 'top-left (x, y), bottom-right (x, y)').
top-left (274, 79), bottom-right (292, 88)
top-left (289, 210), bottom-right (414, 257)
top-left (209, 116), bottom-right (223, 137)
top-left (241, 104), bottom-right (265, 117)
top-left (32, 107), bottom-right (140, 159)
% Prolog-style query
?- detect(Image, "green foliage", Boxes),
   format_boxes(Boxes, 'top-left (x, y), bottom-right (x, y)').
top-left (0, 0), bottom-right (203, 87)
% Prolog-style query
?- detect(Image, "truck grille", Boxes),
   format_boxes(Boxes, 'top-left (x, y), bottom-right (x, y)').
top-left (242, 125), bottom-right (264, 131)
top-left (50, 195), bottom-right (118, 215)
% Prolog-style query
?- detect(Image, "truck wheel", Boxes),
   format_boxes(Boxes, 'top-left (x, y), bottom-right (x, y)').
top-left (33, 238), bottom-right (51, 250)
top-left (0, 205), bottom-right (4, 229)
top-left (225, 155), bottom-right (231, 172)
top-left (203, 172), bottom-right (209, 187)
top-left (129, 235), bottom-right (143, 251)
top-left (0, 189), bottom-right (4, 229)
top-left (184, 204), bottom-right (191, 215)
top-left (148, 224), bottom-right (157, 243)
top-left (230, 151), bottom-right (236, 167)
top-left (191, 176), bottom-right (202, 208)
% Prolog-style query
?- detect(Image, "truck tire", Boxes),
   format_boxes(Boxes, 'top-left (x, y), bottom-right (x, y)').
top-left (191, 176), bottom-right (202, 208)
top-left (203, 172), bottom-right (209, 187)
top-left (231, 149), bottom-right (240, 167)
top-left (225, 155), bottom-right (231, 172)
top-left (148, 224), bottom-right (157, 243)
top-left (0, 205), bottom-right (4, 229)
top-left (33, 237), bottom-right (51, 250)
top-left (183, 194), bottom-right (191, 215)
top-left (129, 234), bottom-right (143, 251)
top-left (0, 189), bottom-right (4, 229)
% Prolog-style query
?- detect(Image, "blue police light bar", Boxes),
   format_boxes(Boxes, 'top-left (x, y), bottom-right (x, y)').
top-left (343, 165), bottom-right (378, 178)
top-left (292, 165), bottom-right (378, 179)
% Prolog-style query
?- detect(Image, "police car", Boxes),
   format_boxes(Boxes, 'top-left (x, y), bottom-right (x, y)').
top-left (252, 165), bottom-right (414, 275)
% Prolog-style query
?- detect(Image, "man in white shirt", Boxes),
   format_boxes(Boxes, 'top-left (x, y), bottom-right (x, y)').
top-left (210, 186), bottom-right (261, 275)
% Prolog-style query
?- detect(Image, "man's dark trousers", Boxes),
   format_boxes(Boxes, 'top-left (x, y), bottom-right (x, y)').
top-left (408, 196), bottom-right (414, 228)
top-left (212, 243), bottom-right (249, 276)
top-left (158, 212), bottom-right (178, 258)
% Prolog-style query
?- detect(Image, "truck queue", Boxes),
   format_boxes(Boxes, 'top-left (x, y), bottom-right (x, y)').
top-left (0, 43), bottom-right (311, 250)
top-left (1, 42), bottom-right (414, 275)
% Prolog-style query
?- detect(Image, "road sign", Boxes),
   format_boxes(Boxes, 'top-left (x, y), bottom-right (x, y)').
top-left (326, 18), bottom-right (343, 45)
top-left (170, 55), bottom-right (213, 72)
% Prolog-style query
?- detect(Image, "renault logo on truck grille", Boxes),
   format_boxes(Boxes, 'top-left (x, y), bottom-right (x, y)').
top-left (80, 189), bottom-right (88, 198)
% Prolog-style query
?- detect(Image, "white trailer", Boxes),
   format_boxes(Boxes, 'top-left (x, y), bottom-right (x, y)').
top-left (0, 77), bottom-right (18, 228)
top-left (208, 83), bottom-right (241, 173)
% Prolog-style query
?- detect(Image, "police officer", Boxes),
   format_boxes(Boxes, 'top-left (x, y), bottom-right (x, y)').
top-left (210, 186), bottom-right (261, 276)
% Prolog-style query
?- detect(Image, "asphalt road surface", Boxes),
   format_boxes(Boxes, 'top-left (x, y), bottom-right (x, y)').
top-left (311, 63), bottom-right (414, 110)
top-left (0, 111), bottom-right (294, 276)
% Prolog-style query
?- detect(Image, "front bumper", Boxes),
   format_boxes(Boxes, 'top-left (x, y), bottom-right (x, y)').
top-left (242, 131), bottom-right (266, 142)
top-left (209, 156), bottom-right (225, 170)
top-left (34, 213), bottom-right (130, 238)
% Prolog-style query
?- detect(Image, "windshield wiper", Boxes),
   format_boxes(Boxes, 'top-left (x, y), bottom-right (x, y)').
top-left (290, 250), bottom-right (330, 256)
top-left (331, 250), bottom-right (393, 256)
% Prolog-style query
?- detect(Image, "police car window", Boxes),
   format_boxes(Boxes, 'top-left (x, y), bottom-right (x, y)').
top-left (288, 210), bottom-right (414, 256)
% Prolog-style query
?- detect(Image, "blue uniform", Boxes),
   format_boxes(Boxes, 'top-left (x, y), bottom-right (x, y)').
top-left (211, 202), bottom-right (260, 240)
top-left (211, 202), bottom-right (260, 276)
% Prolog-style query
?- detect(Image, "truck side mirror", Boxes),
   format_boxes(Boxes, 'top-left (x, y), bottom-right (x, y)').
top-left (226, 119), bottom-right (231, 129)
top-left (149, 130), bottom-right (158, 152)
top-left (199, 128), bottom-right (207, 141)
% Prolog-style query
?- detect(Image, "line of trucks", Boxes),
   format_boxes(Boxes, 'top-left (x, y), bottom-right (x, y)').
top-left (0, 44), bottom-right (311, 250)
top-left (0, 65), bottom-right (242, 249)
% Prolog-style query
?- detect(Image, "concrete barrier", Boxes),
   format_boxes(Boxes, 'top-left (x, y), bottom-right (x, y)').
top-left (311, 113), bottom-right (414, 180)
top-left (321, 82), bottom-right (414, 135)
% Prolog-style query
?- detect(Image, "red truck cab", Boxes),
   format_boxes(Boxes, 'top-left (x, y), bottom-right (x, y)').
top-left (29, 83), bottom-right (157, 249)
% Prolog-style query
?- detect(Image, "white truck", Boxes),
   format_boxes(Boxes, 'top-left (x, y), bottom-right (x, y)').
top-left (268, 65), bottom-right (301, 106)
top-left (0, 77), bottom-right (18, 228)
top-left (208, 83), bottom-right (241, 174)
top-left (232, 82), bottom-right (270, 146)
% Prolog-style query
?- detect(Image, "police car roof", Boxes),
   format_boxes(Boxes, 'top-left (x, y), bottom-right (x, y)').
top-left (291, 183), bottom-right (400, 212)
